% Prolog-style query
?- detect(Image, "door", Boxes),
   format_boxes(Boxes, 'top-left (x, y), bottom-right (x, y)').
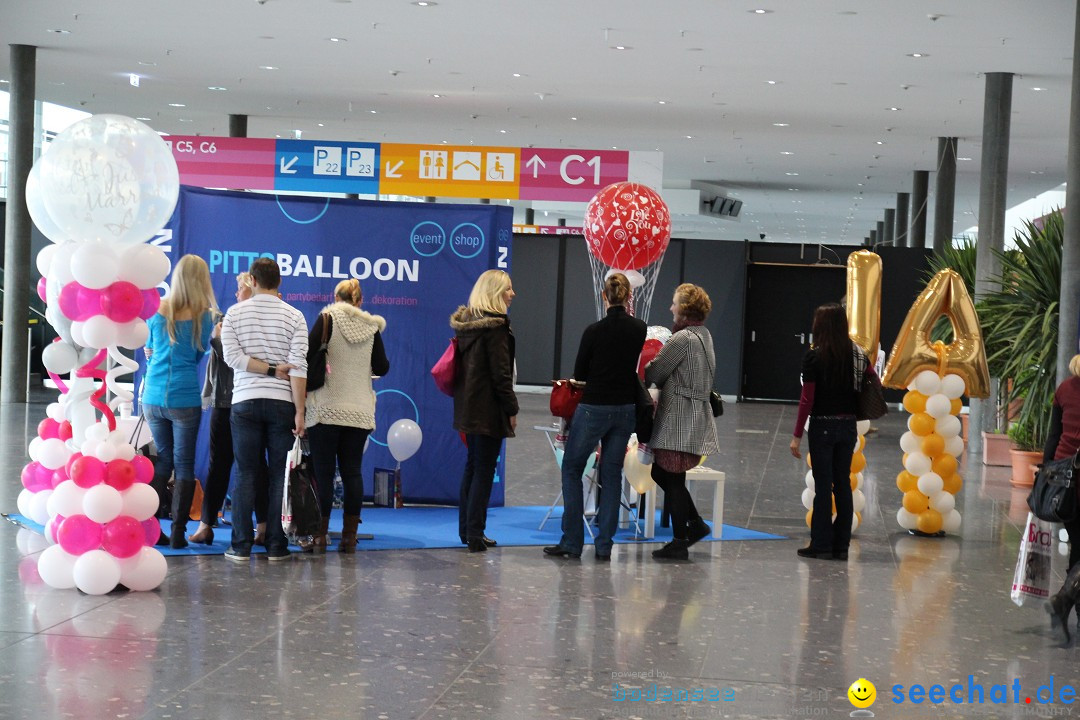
top-left (742, 263), bottom-right (846, 401)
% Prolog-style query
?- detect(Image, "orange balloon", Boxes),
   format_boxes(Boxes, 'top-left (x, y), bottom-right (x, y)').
top-left (857, 435), bottom-right (866, 452)
top-left (921, 433), bottom-right (946, 458)
top-left (909, 412), bottom-right (935, 436)
top-left (943, 473), bottom-right (963, 494)
top-left (932, 454), bottom-right (958, 478)
top-left (855, 511), bottom-right (862, 527)
top-left (903, 490), bottom-right (930, 514)
top-left (903, 390), bottom-right (927, 414)
top-left (917, 508), bottom-right (944, 534)
top-left (806, 454), bottom-right (812, 469)
top-left (950, 398), bottom-right (963, 415)
top-left (806, 509), bottom-right (813, 528)
top-left (850, 452), bottom-right (866, 473)
top-left (850, 473), bottom-right (859, 491)
top-left (896, 470), bottom-right (918, 493)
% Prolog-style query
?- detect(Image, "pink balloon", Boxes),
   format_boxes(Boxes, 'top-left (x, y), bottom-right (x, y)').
top-left (36, 277), bottom-right (47, 303)
top-left (51, 469), bottom-right (68, 489)
top-left (139, 289), bottom-right (161, 320)
top-left (77, 285), bottom-right (103, 319)
top-left (57, 515), bottom-right (104, 555)
top-left (58, 421), bottom-right (73, 441)
top-left (58, 282), bottom-right (85, 321)
top-left (104, 459), bottom-right (136, 491)
top-left (65, 452), bottom-right (83, 478)
top-left (35, 462), bottom-right (54, 489)
top-left (140, 517), bottom-right (161, 546)
top-left (21, 462), bottom-right (49, 492)
top-left (70, 456), bottom-right (106, 488)
top-left (38, 418), bottom-right (60, 440)
top-left (101, 281), bottom-right (143, 323)
top-left (102, 516), bottom-right (145, 559)
top-left (131, 455), bottom-right (154, 484)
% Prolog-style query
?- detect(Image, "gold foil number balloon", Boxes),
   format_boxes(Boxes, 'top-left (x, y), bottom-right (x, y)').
top-left (846, 250), bottom-right (882, 359)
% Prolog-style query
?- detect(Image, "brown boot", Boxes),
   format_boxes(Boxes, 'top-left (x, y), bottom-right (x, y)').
top-left (311, 517), bottom-right (330, 554)
top-left (339, 514), bottom-right (360, 554)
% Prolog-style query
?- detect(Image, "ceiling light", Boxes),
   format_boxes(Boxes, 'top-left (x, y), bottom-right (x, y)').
top-left (570, 116), bottom-right (578, 120)
top-left (786, 172), bottom-right (799, 176)
top-left (685, 135), bottom-right (693, 139)
top-left (47, 29), bottom-right (71, 34)
top-left (907, 53), bottom-right (928, 58)
top-left (327, 37), bottom-right (347, 42)
top-left (370, 110), bottom-right (377, 114)
top-left (887, 107), bottom-right (901, 111)
top-left (1032, 87), bottom-right (1045, 91)
top-left (612, 45), bottom-right (631, 50)
top-left (413, 1), bottom-right (437, 5)
top-left (780, 151), bottom-right (794, 155)
top-left (208, 86), bottom-right (227, 91)
top-left (875, 140), bottom-right (884, 145)
top-left (259, 65), bottom-right (278, 70)
top-left (129, 74), bottom-right (140, 87)
top-left (499, 129), bottom-right (507, 133)
top-left (512, 73), bottom-right (522, 77)
top-left (136, 117), bottom-right (151, 121)
top-left (766, 80), bottom-right (778, 85)
top-left (317, 123), bottom-right (324, 127)
top-left (137, 61), bottom-right (157, 67)
top-left (432, 94), bottom-right (441, 98)
top-left (750, 9), bottom-right (773, 14)
top-left (958, 157), bottom-right (973, 161)
top-left (657, 100), bottom-right (667, 105)
top-left (773, 122), bottom-right (789, 127)
top-left (168, 103), bottom-right (186, 107)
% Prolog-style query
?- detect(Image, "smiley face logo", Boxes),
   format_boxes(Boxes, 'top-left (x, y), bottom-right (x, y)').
top-left (847, 678), bottom-right (876, 709)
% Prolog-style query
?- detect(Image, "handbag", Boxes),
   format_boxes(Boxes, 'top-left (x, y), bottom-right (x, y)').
top-left (691, 330), bottom-right (723, 418)
top-left (306, 312), bottom-right (333, 392)
top-left (1011, 511), bottom-right (1054, 607)
top-left (430, 337), bottom-right (458, 396)
top-left (853, 346), bottom-right (887, 421)
top-left (550, 379), bottom-right (585, 419)
top-left (1028, 452), bottom-right (1079, 523)
top-left (281, 437), bottom-right (321, 540)
top-left (635, 378), bottom-right (655, 444)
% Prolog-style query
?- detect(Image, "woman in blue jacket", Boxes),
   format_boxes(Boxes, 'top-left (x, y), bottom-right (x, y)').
top-left (142, 255), bottom-right (218, 548)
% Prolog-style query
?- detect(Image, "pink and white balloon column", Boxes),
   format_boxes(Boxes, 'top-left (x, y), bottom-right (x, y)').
top-left (20, 114), bottom-right (178, 594)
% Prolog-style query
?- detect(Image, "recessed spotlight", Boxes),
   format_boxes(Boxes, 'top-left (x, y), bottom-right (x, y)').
top-left (413, 1), bottom-right (437, 5)
top-left (512, 73), bottom-right (522, 77)
top-left (786, 172), bottom-right (799, 176)
top-left (327, 37), bottom-right (347, 42)
top-left (958, 157), bottom-right (973, 161)
top-left (685, 135), bottom-right (693, 139)
top-left (611, 146), bottom-right (618, 150)
top-left (766, 80), bottom-right (778, 85)
top-left (780, 151), bottom-right (794, 155)
top-left (499, 129), bottom-right (507, 133)
top-left (750, 9), bottom-right (773, 14)
top-left (1031, 170), bottom-right (1045, 174)
top-left (129, 74), bottom-right (140, 87)
top-left (657, 100), bottom-right (667, 105)
top-left (370, 110), bottom-right (377, 114)
top-left (1032, 87), bottom-right (1045, 91)
top-left (178, 118), bottom-right (192, 123)
top-left (136, 117), bottom-right (151, 121)
top-left (317, 123), bottom-right (324, 127)
top-left (207, 86), bottom-right (227, 91)
top-left (875, 140), bottom-right (885, 145)
top-left (773, 122), bottom-right (789, 127)
top-left (168, 103), bottom-right (186, 107)
top-left (611, 45), bottom-right (632, 50)
top-left (907, 53), bottom-right (928, 58)
top-left (570, 116), bottom-right (578, 120)
top-left (259, 65), bottom-right (278, 70)
top-left (432, 94), bottom-right (441, 98)
top-left (47, 29), bottom-right (71, 34)
top-left (887, 107), bottom-right (901, 111)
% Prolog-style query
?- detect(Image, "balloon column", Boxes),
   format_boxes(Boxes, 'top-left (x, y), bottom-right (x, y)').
top-left (583, 182), bottom-right (671, 322)
top-left (20, 114), bottom-right (177, 593)
top-left (882, 269), bottom-right (991, 535)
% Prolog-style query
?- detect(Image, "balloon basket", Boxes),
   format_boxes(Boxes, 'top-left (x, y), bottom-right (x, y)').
top-left (908, 529), bottom-right (947, 538)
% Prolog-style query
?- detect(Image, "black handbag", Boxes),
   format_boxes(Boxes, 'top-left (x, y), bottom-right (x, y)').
top-left (691, 330), bottom-right (723, 418)
top-left (306, 312), bottom-right (333, 392)
top-left (854, 346), bottom-right (887, 421)
top-left (1028, 453), bottom-right (1079, 523)
top-left (635, 378), bottom-right (655, 443)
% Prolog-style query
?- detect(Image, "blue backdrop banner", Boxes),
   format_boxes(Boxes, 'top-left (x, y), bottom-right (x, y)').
top-left (146, 186), bottom-right (513, 506)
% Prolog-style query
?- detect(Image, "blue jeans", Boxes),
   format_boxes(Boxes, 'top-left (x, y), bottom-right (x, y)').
top-left (459, 434), bottom-right (503, 542)
top-left (558, 403), bottom-right (635, 555)
top-left (807, 416), bottom-right (857, 553)
top-left (143, 404), bottom-right (202, 517)
top-left (230, 399), bottom-right (295, 555)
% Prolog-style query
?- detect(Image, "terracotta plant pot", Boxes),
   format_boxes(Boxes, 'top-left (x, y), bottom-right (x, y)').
top-left (960, 414), bottom-right (969, 442)
top-left (1008, 448), bottom-right (1041, 487)
top-left (982, 431), bottom-right (1011, 467)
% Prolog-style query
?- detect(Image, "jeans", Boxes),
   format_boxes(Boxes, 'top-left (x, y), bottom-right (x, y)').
top-left (309, 423), bottom-right (371, 517)
top-left (558, 403), bottom-right (636, 555)
top-left (201, 406), bottom-right (270, 526)
top-left (230, 399), bottom-right (295, 555)
top-left (459, 434), bottom-right (503, 542)
top-left (143, 404), bottom-right (202, 518)
top-left (806, 416), bottom-right (857, 552)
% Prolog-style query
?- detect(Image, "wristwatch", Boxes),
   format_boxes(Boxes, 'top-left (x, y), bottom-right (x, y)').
top-left (266, 364), bottom-right (277, 377)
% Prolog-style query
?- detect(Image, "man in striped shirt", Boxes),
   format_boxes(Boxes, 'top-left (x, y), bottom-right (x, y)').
top-left (221, 257), bottom-right (309, 562)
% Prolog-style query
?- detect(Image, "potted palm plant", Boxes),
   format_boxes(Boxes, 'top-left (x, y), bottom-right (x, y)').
top-left (978, 210), bottom-right (1062, 480)
top-left (1006, 419), bottom-right (1042, 486)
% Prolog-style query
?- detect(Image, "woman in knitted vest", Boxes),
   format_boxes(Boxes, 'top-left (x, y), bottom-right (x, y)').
top-left (305, 279), bottom-right (389, 553)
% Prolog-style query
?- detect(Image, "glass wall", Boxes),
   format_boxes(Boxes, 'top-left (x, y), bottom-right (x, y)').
top-left (0, 90), bottom-right (90, 199)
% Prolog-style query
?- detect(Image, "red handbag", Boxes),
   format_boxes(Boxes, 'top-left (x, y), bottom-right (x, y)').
top-left (550, 379), bottom-right (584, 419)
top-left (430, 338), bottom-right (458, 396)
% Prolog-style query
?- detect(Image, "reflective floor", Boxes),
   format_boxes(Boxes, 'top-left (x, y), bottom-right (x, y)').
top-left (1, 391), bottom-right (1075, 720)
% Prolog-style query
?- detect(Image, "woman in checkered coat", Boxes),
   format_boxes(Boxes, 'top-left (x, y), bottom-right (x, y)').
top-left (645, 284), bottom-right (721, 560)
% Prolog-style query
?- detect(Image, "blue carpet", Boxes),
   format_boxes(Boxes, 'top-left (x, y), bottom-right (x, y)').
top-left (5, 507), bottom-right (784, 555)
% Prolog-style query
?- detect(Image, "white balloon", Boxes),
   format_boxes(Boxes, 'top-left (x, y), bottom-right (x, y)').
top-left (96, 441), bottom-right (118, 463)
top-left (852, 489), bottom-right (866, 514)
top-left (113, 442), bottom-right (136, 462)
top-left (73, 549), bottom-right (121, 595)
top-left (36, 244), bottom-right (58, 277)
top-left (121, 483), bottom-right (159, 521)
top-left (805, 469), bottom-right (815, 490)
top-left (119, 547), bottom-right (167, 592)
top-left (85, 421), bottom-right (111, 443)
top-left (943, 509), bottom-right (962, 533)
top-left (930, 490), bottom-right (955, 514)
top-left (42, 341), bottom-right (80, 375)
top-left (801, 487), bottom-right (815, 510)
top-left (27, 436), bottom-right (44, 462)
top-left (853, 471), bottom-right (864, 490)
top-left (17, 488), bottom-right (34, 518)
top-left (116, 319), bottom-right (149, 349)
top-left (387, 419), bottom-right (423, 462)
top-left (70, 320), bottom-right (88, 348)
top-left (937, 415), bottom-right (962, 439)
top-left (904, 451), bottom-right (932, 477)
top-left (48, 242), bottom-right (78, 286)
top-left (37, 438), bottom-right (70, 470)
top-left (46, 402), bottom-right (65, 422)
top-left (48, 480), bottom-right (87, 519)
top-left (945, 435), bottom-right (966, 457)
top-left (44, 516), bottom-right (60, 545)
top-left (914, 371), bottom-right (941, 396)
top-left (851, 513), bottom-right (860, 533)
top-left (856, 419), bottom-right (871, 436)
top-left (37, 545), bottom-right (78, 589)
top-left (29, 489), bottom-right (53, 525)
top-left (26, 163), bottom-right (69, 243)
top-left (80, 440), bottom-right (102, 460)
top-left (82, 484), bottom-right (123, 523)
top-left (118, 243), bottom-right (171, 288)
top-left (81, 315), bottom-right (119, 350)
top-left (899, 431), bottom-right (921, 454)
top-left (916, 471), bottom-right (944, 496)
top-left (925, 393), bottom-right (951, 419)
top-left (896, 507), bottom-right (919, 530)
top-left (941, 373), bottom-right (966, 399)
top-left (71, 240), bottom-right (120, 289)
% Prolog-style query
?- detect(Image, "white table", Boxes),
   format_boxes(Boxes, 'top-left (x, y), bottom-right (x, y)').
top-left (640, 466), bottom-right (725, 539)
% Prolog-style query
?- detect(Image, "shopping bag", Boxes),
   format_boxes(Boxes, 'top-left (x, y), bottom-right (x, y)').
top-left (281, 437), bottom-right (321, 540)
top-left (1011, 512), bottom-right (1054, 607)
top-left (430, 337), bottom-right (458, 396)
top-left (550, 379), bottom-right (585, 419)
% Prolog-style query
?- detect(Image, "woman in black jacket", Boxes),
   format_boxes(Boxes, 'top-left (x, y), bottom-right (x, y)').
top-left (450, 270), bottom-right (518, 553)
top-left (543, 273), bottom-right (646, 561)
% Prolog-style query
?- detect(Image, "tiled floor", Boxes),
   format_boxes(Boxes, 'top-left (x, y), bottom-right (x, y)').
top-left (0, 391), bottom-right (1074, 720)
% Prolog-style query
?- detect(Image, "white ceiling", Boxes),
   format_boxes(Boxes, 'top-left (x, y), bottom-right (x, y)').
top-left (1, 0), bottom-right (1075, 243)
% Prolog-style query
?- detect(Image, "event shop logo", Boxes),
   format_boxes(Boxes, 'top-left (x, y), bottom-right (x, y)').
top-left (409, 221), bottom-right (485, 259)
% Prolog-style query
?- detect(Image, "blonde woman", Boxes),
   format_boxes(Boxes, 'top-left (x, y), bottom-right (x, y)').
top-left (450, 270), bottom-right (518, 552)
top-left (305, 278), bottom-right (389, 553)
top-left (142, 255), bottom-right (218, 548)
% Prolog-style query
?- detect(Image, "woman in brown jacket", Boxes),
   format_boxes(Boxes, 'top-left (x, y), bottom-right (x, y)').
top-left (450, 270), bottom-right (518, 552)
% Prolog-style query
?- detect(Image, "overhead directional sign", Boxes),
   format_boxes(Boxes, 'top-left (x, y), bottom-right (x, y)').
top-left (167, 136), bottom-right (656, 201)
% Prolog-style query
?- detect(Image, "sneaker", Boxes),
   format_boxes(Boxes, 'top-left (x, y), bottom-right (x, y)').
top-left (224, 548), bottom-right (250, 562)
top-left (266, 550), bottom-right (292, 562)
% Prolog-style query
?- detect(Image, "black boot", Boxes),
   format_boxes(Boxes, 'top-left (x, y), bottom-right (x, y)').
top-left (170, 480), bottom-right (196, 549)
top-left (1047, 563), bottom-right (1080, 644)
top-left (652, 538), bottom-right (690, 560)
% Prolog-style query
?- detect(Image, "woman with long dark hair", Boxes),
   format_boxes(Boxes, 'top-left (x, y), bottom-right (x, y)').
top-left (789, 302), bottom-right (873, 560)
